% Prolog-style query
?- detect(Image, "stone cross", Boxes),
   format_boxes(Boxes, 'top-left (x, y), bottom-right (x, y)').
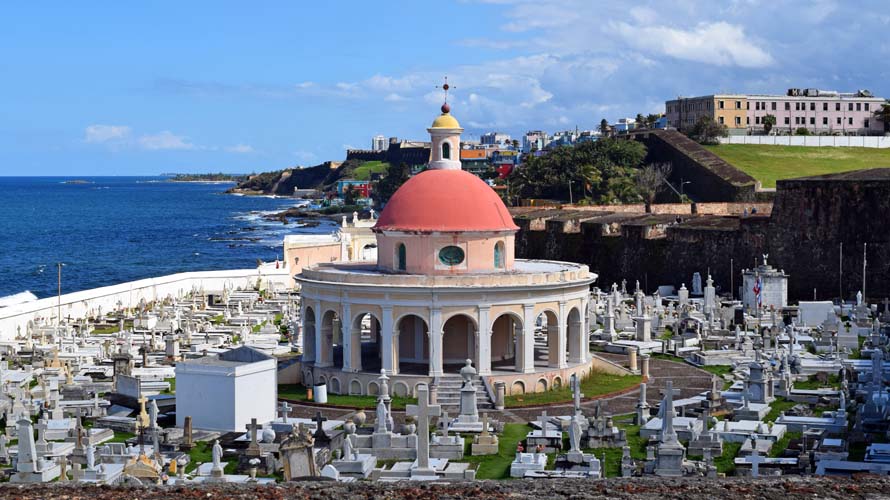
top-left (246, 418), bottom-right (261, 456)
top-left (312, 411), bottom-right (328, 441)
top-left (480, 413), bottom-right (490, 437)
top-left (570, 373), bottom-right (584, 416)
top-left (538, 411), bottom-right (550, 437)
top-left (136, 395), bottom-right (149, 429)
top-left (748, 447), bottom-right (765, 477)
top-left (278, 401), bottom-right (291, 423)
top-left (406, 384), bottom-right (440, 474)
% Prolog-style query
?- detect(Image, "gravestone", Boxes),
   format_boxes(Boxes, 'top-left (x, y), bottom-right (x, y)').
top-left (406, 384), bottom-right (441, 479)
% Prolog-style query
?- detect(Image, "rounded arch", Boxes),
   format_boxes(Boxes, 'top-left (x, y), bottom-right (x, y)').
top-left (318, 375), bottom-right (328, 386)
top-left (536, 310), bottom-right (560, 369)
top-left (319, 310), bottom-right (340, 368)
top-left (302, 306), bottom-right (317, 364)
top-left (351, 311), bottom-right (382, 374)
top-left (567, 306), bottom-right (584, 364)
top-left (441, 313), bottom-right (478, 373)
top-left (367, 381), bottom-right (380, 396)
top-left (536, 378), bottom-right (548, 392)
top-left (494, 240), bottom-right (505, 269)
top-left (360, 243), bottom-right (377, 262)
top-left (397, 313), bottom-right (429, 375)
top-left (392, 381), bottom-right (410, 397)
top-left (442, 141), bottom-right (451, 160)
top-left (349, 379), bottom-right (363, 395)
top-left (510, 380), bottom-right (525, 395)
top-left (395, 242), bottom-right (407, 271)
top-left (553, 376), bottom-right (563, 389)
top-left (329, 377), bottom-right (342, 394)
top-left (303, 370), bottom-right (314, 388)
top-left (491, 312), bottom-right (523, 372)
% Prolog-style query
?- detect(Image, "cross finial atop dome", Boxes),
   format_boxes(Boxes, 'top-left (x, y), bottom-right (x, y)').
top-left (436, 76), bottom-right (455, 106)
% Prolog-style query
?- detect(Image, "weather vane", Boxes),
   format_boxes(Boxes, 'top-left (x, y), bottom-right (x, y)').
top-left (436, 76), bottom-right (455, 104)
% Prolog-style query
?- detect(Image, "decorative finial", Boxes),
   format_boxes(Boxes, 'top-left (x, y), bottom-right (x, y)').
top-left (436, 76), bottom-right (455, 110)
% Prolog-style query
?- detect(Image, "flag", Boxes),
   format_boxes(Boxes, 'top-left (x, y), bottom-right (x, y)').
top-left (753, 275), bottom-right (763, 308)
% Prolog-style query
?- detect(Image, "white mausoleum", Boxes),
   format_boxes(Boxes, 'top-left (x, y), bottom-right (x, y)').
top-left (175, 346), bottom-right (277, 431)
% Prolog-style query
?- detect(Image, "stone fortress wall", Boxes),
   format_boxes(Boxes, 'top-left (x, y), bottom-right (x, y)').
top-left (514, 169), bottom-right (890, 303)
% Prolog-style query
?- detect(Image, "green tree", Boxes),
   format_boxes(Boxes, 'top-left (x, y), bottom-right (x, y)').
top-left (762, 114), bottom-right (777, 135)
top-left (646, 114), bottom-right (661, 129)
top-left (795, 127), bottom-right (811, 136)
top-left (372, 162), bottom-right (411, 206)
top-left (635, 162), bottom-right (673, 207)
top-left (507, 138), bottom-right (647, 204)
top-left (688, 116), bottom-right (728, 145)
top-left (599, 118), bottom-right (609, 136)
top-left (635, 113), bottom-right (646, 127)
top-left (874, 101), bottom-right (890, 133)
top-left (342, 185), bottom-right (357, 205)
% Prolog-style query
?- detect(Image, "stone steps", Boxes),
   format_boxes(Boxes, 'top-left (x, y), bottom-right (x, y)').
top-left (434, 375), bottom-right (494, 411)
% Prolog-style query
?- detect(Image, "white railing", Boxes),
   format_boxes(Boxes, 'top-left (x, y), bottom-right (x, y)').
top-left (719, 135), bottom-right (890, 148)
top-left (0, 266), bottom-right (292, 341)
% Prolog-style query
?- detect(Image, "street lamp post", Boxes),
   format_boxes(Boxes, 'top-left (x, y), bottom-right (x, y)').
top-left (680, 180), bottom-right (692, 197)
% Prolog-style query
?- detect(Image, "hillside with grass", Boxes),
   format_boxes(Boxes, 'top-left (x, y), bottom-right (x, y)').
top-left (704, 144), bottom-right (890, 188)
top-left (226, 159), bottom-right (389, 196)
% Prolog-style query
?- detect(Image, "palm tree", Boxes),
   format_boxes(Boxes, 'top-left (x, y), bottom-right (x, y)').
top-left (762, 114), bottom-right (777, 135)
top-left (875, 101), bottom-right (890, 134)
top-left (600, 118), bottom-right (609, 136)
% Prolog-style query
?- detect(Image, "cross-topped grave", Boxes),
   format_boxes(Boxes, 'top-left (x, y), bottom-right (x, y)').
top-left (246, 418), bottom-right (262, 457)
top-left (312, 411), bottom-right (330, 446)
top-left (278, 401), bottom-right (291, 423)
top-left (406, 384), bottom-right (441, 476)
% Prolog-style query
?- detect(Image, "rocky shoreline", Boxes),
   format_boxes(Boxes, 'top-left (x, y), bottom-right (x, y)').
top-left (0, 476), bottom-right (880, 499)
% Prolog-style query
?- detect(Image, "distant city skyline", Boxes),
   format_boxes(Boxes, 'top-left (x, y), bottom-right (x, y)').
top-left (1, 0), bottom-right (888, 175)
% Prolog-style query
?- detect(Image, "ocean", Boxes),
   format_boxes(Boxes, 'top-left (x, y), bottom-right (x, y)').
top-left (0, 177), bottom-right (337, 299)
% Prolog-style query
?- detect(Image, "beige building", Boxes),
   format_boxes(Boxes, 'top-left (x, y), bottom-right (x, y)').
top-left (665, 94), bottom-right (749, 133)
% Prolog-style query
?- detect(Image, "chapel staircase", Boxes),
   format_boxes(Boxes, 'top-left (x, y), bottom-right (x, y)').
top-left (434, 374), bottom-right (495, 415)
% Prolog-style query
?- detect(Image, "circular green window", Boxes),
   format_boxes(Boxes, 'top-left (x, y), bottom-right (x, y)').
top-left (438, 246), bottom-right (465, 266)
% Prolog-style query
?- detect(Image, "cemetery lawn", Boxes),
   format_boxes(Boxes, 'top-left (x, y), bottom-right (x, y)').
top-left (793, 373), bottom-right (841, 390)
top-left (458, 423), bottom-right (532, 479)
top-left (503, 371), bottom-right (641, 408)
top-left (277, 384), bottom-right (416, 410)
top-left (163, 377), bottom-right (176, 394)
top-left (765, 397), bottom-right (797, 422)
top-left (186, 441), bottom-right (238, 474)
top-left (703, 144), bottom-right (890, 188)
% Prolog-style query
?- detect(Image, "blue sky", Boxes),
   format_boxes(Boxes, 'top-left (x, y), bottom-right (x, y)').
top-left (1, 0), bottom-right (888, 175)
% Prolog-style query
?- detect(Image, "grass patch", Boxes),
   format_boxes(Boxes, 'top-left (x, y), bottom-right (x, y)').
top-left (456, 423), bottom-right (532, 479)
top-left (277, 384), bottom-right (415, 410)
top-left (770, 431), bottom-right (801, 457)
top-left (162, 377), bottom-right (176, 394)
top-left (351, 161), bottom-right (390, 181)
top-left (186, 441), bottom-right (237, 474)
top-left (210, 314), bottom-right (225, 325)
top-left (107, 432), bottom-right (136, 444)
top-left (765, 396), bottom-right (797, 423)
top-left (793, 374), bottom-right (840, 390)
top-left (704, 144), bottom-right (890, 188)
top-left (713, 441), bottom-right (742, 475)
top-left (504, 371), bottom-right (641, 408)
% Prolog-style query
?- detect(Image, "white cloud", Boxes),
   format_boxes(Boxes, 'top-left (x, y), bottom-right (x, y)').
top-left (84, 124), bottom-right (131, 143)
top-left (610, 21), bottom-right (774, 68)
top-left (137, 131), bottom-right (196, 151)
top-left (225, 144), bottom-right (254, 154)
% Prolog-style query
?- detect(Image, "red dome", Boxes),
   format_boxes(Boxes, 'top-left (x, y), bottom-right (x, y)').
top-left (374, 169), bottom-right (518, 232)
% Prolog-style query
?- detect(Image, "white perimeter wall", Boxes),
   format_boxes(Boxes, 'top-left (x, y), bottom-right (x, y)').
top-left (0, 267), bottom-right (291, 341)
top-left (719, 135), bottom-right (890, 148)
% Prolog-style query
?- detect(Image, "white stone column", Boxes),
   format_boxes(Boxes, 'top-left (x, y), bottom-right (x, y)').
top-left (381, 306), bottom-right (394, 375)
top-left (582, 297), bottom-right (591, 362)
top-left (341, 302), bottom-right (352, 372)
top-left (521, 305), bottom-right (536, 373)
top-left (313, 299), bottom-right (323, 366)
top-left (557, 301), bottom-right (568, 369)
top-left (429, 308), bottom-right (443, 377)
top-left (569, 315), bottom-right (585, 364)
top-left (478, 306), bottom-right (492, 376)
